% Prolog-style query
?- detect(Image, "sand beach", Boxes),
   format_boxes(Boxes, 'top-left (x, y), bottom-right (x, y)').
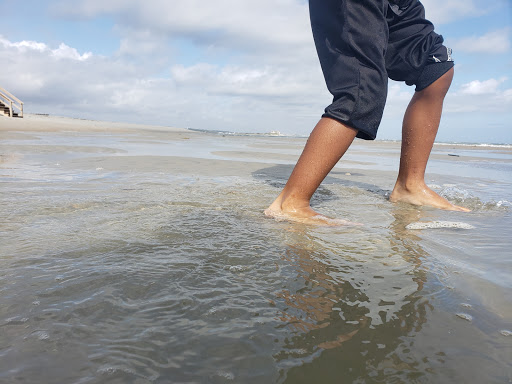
top-left (1, 115), bottom-right (511, 383)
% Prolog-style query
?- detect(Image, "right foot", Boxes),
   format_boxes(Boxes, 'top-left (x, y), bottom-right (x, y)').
top-left (264, 199), bottom-right (362, 226)
top-left (390, 183), bottom-right (471, 212)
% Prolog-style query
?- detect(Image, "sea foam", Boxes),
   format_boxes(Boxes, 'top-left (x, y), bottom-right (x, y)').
top-left (406, 221), bottom-right (475, 230)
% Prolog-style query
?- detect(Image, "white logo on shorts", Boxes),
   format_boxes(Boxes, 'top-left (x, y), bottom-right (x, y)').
top-left (447, 47), bottom-right (453, 62)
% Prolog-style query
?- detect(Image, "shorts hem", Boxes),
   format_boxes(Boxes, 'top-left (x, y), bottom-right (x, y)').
top-left (321, 113), bottom-right (376, 141)
top-left (415, 61), bottom-right (454, 92)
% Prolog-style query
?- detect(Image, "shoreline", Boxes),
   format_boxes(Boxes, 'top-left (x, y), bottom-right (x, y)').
top-left (2, 114), bottom-right (511, 148)
top-left (0, 113), bottom-right (189, 134)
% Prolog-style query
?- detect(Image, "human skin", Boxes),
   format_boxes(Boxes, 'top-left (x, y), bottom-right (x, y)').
top-left (265, 67), bottom-right (469, 225)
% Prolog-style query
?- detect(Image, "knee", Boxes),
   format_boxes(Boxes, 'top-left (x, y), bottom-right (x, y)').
top-left (438, 66), bottom-right (454, 91)
top-left (421, 67), bottom-right (454, 99)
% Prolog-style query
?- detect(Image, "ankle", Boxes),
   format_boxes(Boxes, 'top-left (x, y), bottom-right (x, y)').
top-left (394, 178), bottom-right (427, 193)
top-left (281, 195), bottom-right (311, 213)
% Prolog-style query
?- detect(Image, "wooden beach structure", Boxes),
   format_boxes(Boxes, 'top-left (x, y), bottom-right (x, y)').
top-left (0, 86), bottom-right (23, 118)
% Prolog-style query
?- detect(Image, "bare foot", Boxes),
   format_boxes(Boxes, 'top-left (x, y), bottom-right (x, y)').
top-left (389, 183), bottom-right (471, 212)
top-left (264, 197), bottom-right (362, 226)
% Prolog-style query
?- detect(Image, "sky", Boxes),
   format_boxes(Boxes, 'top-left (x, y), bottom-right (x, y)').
top-left (1, 0), bottom-right (511, 143)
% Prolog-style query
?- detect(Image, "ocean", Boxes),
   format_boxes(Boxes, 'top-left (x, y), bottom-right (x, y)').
top-left (1, 117), bottom-right (511, 383)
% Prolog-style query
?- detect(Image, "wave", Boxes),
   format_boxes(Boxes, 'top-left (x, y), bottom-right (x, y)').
top-left (433, 142), bottom-right (512, 149)
top-left (185, 127), bottom-right (512, 147)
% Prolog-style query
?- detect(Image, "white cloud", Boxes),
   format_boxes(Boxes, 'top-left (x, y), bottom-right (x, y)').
top-left (382, 82), bottom-right (413, 119)
top-left (52, 0), bottom-right (312, 59)
top-left (0, 37), bottom-right (47, 52)
top-left (170, 63), bottom-right (319, 98)
top-left (114, 26), bottom-right (170, 58)
top-left (442, 77), bottom-right (512, 115)
top-left (460, 77), bottom-right (507, 95)
top-left (0, 34), bottom-right (326, 134)
top-left (503, 89), bottom-right (512, 103)
top-left (452, 28), bottom-right (510, 54)
top-left (52, 43), bottom-right (92, 61)
top-left (421, 0), bottom-right (483, 24)
top-left (2, 30), bottom-right (509, 141)
top-left (0, 35), bottom-right (92, 61)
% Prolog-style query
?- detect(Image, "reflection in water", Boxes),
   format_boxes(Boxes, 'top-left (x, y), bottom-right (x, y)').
top-left (274, 208), bottom-right (438, 383)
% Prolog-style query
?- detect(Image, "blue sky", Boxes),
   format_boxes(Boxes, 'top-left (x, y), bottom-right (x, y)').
top-left (1, 0), bottom-right (511, 143)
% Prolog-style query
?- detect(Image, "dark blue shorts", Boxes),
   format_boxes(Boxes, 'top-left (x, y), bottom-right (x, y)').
top-left (310, 0), bottom-right (454, 140)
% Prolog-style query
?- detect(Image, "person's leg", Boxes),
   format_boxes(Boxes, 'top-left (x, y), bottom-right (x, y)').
top-left (265, 0), bottom-right (389, 225)
top-left (389, 67), bottom-right (470, 211)
top-left (266, 0), bottom-right (392, 225)
top-left (265, 117), bottom-right (359, 225)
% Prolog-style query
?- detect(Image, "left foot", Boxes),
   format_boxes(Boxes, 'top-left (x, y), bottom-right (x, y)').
top-left (264, 205), bottom-right (360, 226)
top-left (264, 195), bottom-right (362, 226)
top-left (389, 183), bottom-right (471, 212)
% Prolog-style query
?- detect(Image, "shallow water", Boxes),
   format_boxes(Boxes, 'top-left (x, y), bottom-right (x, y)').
top-left (1, 128), bottom-right (511, 383)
